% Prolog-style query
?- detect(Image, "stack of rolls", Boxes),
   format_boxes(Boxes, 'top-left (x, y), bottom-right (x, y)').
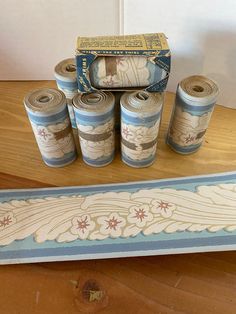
top-left (23, 45), bottom-right (219, 168)
top-left (53, 57), bottom-right (165, 168)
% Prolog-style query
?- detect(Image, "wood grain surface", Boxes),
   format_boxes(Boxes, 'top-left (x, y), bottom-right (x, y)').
top-left (0, 81), bottom-right (236, 313)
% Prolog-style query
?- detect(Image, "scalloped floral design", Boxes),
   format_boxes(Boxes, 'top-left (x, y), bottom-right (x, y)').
top-left (77, 119), bottom-right (114, 160)
top-left (121, 120), bottom-right (160, 161)
top-left (1, 184), bottom-right (236, 246)
top-left (31, 118), bottom-right (75, 159)
top-left (168, 106), bottom-right (213, 147)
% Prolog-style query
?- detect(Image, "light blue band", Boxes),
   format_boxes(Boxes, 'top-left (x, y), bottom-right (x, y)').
top-left (176, 93), bottom-right (215, 115)
top-left (70, 118), bottom-right (77, 129)
top-left (83, 152), bottom-right (114, 166)
top-left (122, 152), bottom-right (155, 167)
top-left (74, 110), bottom-right (113, 124)
top-left (121, 110), bottom-right (161, 125)
top-left (27, 106), bottom-right (69, 126)
top-left (166, 136), bottom-right (202, 154)
top-left (56, 78), bottom-right (78, 90)
top-left (42, 150), bottom-right (77, 167)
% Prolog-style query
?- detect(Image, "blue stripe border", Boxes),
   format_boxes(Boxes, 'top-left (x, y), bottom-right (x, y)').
top-left (83, 153), bottom-right (114, 166)
top-left (42, 150), bottom-right (77, 167)
top-left (55, 78), bottom-right (78, 90)
top-left (176, 94), bottom-right (215, 114)
top-left (121, 110), bottom-right (161, 125)
top-left (27, 106), bottom-right (68, 125)
top-left (166, 136), bottom-right (201, 154)
top-left (122, 152), bottom-right (155, 167)
top-left (74, 110), bottom-right (113, 123)
top-left (1, 234), bottom-right (236, 261)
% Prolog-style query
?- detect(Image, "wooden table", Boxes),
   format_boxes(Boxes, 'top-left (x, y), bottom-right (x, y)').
top-left (1, 81), bottom-right (236, 313)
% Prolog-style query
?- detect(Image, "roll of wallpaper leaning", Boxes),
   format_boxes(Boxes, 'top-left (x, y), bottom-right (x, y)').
top-left (73, 91), bottom-right (115, 167)
top-left (24, 88), bottom-right (77, 167)
top-left (90, 56), bottom-right (166, 89)
top-left (166, 75), bottom-right (219, 154)
top-left (54, 58), bottom-right (78, 128)
top-left (121, 91), bottom-right (163, 168)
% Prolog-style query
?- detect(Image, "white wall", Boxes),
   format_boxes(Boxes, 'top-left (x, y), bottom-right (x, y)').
top-left (123, 0), bottom-right (236, 108)
top-left (0, 0), bottom-right (120, 80)
top-left (1, 0), bottom-right (236, 108)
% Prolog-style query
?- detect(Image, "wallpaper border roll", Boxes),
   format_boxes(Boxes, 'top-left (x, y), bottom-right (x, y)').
top-left (1, 171), bottom-right (236, 264)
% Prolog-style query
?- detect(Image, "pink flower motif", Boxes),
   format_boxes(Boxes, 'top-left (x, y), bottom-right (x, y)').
top-left (0, 215), bottom-right (12, 227)
top-left (0, 213), bottom-right (16, 229)
top-left (105, 216), bottom-right (121, 230)
top-left (128, 204), bottom-right (153, 228)
top-left (151, 200), bottom-right (176, 218)
top-left (71, 215), bottom-right (95, 239)
top-left (37, 128), bottom-right (50, 141)
top-left (102, 76), bottom-right (116, 87)
top-left (122, 126), bottom-right (130, 139)
top-left (97, 213), bottom-right (126, 237)
top-left (184, 134), bottom-right (195, 144)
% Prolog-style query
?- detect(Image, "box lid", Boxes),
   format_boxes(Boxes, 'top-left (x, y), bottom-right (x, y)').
top-left (76, 33), bottom-right (169, 55)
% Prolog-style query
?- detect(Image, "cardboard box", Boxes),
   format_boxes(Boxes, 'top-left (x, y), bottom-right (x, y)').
top-left (75, 33), bottom-right (171, 93)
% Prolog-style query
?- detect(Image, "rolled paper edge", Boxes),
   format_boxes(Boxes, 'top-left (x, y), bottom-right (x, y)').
top-left (166, 135), bottom-right (202, 155)
top-left (121, 152), bottom-right (156, 168)
top-left (42, 150), bottom-right (77, 167)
